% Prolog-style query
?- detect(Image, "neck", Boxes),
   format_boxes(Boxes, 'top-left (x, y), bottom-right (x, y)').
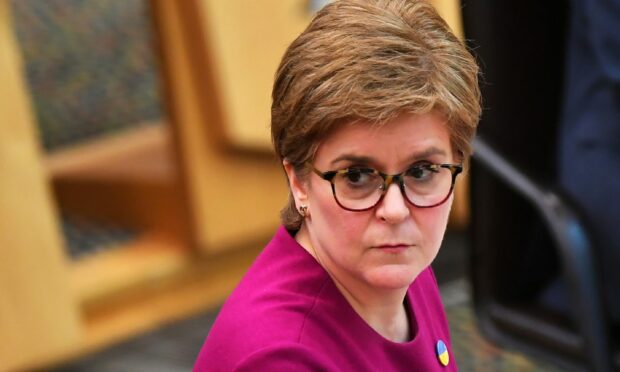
top-left (295, 225), bottom-right (412, 342)
top-left (333, 277), bottom-right (412, 342)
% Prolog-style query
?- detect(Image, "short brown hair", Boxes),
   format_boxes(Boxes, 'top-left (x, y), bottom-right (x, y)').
top-left (271, 0), bottom-right (481, 230)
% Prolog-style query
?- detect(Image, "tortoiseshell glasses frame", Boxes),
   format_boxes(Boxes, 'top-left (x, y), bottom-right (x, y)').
top-left (306, 162), bottom-right (463, 212)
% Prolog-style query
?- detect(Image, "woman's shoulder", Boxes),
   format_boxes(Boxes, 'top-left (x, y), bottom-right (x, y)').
top-left (226, 226), bottom-right (331, 320)
top-left (194, 227), bottom-right (334, 370)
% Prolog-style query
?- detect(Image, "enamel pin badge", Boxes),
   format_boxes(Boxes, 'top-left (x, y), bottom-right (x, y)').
top-left (436, 339), bottom-right (449, 367)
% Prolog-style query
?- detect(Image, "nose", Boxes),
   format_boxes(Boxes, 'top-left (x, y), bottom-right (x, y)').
top-left (376, 183), bottom-right (410, 223)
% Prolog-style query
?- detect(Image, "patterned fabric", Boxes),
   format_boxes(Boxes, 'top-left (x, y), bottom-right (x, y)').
top-left (61, 214), bottom-right (136, 259)
top-left (10, 0), bottom-right (163, 151)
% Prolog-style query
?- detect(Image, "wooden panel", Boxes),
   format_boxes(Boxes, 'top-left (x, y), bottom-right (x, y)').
top-left (428, 0), bottom-right (470, 228)
top-left (45, 123), bottom-right (170, 180)
top-left (152, 0), bottom-right (289, 253)
top-left (48, 125), bottom-right (188, 238)
top-left (197, 0), bottom-right (312, 151)
top-left (79, 240), bottom-right (262, 354)
top-left (29, 239), bottom-right (263, 371)
top-left (70, 233), bottom-right (190, 307)
top-left (0, 1), bottom-right (81, 370)
top-left (449, 173), bottom-right (470, 230)
top-left (430, 0), bottom-right (464, 39)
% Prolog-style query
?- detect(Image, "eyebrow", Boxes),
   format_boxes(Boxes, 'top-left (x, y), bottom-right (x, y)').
top-left (408, 146), bottom-right (448, 160)
top-left (329, 146), bottom-right (448, 167)
top-left (330, 154), bottom-right (375, 166)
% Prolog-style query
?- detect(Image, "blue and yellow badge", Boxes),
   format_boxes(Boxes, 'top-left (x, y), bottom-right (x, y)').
top-left (436, 339), bottom-right (449, 367)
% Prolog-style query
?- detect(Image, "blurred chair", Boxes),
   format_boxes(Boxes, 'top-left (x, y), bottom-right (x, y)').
top-left (462, 1), bottom-right (617, 371)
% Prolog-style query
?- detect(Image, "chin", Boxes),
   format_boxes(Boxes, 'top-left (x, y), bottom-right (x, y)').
top-left (364, 265), bottom-right (421, 290)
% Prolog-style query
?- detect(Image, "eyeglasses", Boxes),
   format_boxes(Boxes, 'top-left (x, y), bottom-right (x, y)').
top-left (307, 161), bottom-right (462, 211)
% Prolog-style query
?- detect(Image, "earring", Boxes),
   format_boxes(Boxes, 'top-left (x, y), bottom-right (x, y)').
top-left (299, 205), bottom-right (308, 217)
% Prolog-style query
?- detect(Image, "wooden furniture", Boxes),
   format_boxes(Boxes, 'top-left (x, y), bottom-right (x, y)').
top-left (0, 2), bottom-right (81, 368)
top-left (0, 0), bottom-right (469, 370)
top-left (153, 0), bottom-right (290, 254)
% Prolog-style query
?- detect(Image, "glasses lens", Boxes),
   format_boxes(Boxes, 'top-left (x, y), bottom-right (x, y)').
top-left (403, 165), bottom-right (453, 206)
top-left (333, 168), bottom-right (383, 210)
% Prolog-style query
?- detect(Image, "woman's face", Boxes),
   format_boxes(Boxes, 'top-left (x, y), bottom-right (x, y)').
top-left (290, 112), bottom-right (455, 292)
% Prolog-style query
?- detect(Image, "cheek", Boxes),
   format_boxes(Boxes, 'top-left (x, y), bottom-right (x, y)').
top-left (417, 197), bottom-right (453, 254)
top-left (309, 183), bottom-right (371, 250)
top-left (316, 202), bottom-right (369, 245)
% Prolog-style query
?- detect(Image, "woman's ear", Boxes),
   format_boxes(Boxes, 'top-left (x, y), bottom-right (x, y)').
top-left (283, 160), bottom-right (308, 206)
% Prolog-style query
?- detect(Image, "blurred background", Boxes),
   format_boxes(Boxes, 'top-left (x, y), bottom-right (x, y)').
top-left (1, 0), bottom-right (617, 371)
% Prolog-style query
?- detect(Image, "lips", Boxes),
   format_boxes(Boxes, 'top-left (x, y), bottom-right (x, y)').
top-left (375, 244), bottom-right (410, 248)
top-left (374, 244), bottom-right (411, 252)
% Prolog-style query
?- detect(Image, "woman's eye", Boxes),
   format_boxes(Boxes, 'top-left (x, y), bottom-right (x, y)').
top-left (345, 170), bottom-right (365, 183)
top-left (342, 168), bottom-right (374, 185)
top-left (407, 165), bottom-right (435, 180)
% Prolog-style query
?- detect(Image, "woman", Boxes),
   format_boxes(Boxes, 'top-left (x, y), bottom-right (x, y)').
top-left (194, 0), bottom-right (480, 370)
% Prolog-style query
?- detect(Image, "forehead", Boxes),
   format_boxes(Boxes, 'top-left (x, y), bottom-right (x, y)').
top-left (314, 112), bottom-right (453, 168)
